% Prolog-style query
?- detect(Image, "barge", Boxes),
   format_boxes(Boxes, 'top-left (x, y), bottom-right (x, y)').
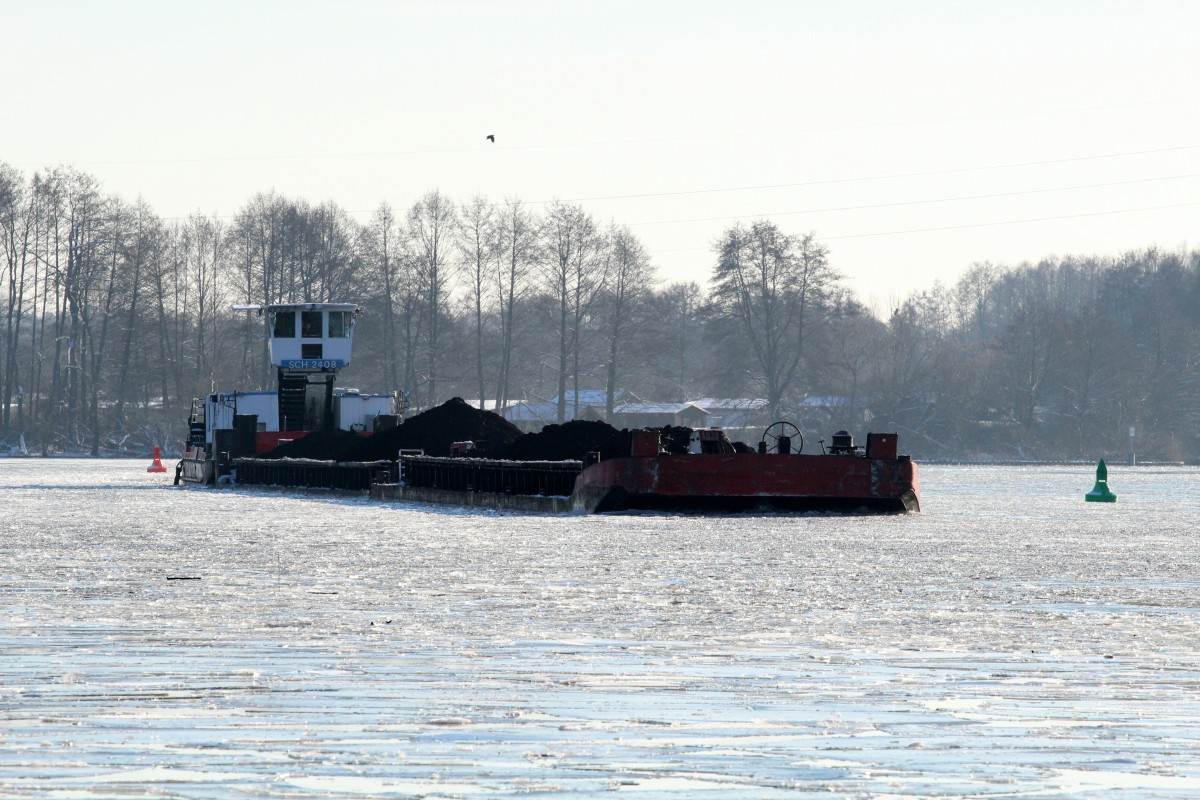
top-left (180, 302), bottom-right (918, 513)
top-left (370, 426), bottom-right (919, 514)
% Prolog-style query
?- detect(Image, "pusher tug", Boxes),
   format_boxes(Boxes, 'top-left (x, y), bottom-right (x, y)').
top-left (177, 303), bottom-right (397, 485)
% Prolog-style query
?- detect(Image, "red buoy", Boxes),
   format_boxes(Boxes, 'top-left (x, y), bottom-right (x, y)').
top-left (147, 445), bottom-right (168, 473)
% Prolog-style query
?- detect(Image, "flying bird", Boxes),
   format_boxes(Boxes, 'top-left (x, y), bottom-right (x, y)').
top-left (486, 134), bottom-right (495, 142)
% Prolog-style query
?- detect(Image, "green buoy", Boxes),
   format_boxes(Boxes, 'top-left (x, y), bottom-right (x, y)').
top-left (1084, 459), bottom-right (1117, 503)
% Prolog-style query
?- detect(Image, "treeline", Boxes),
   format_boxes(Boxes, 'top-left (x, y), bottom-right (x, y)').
top-left (1, 163), bottom-right (1198, 461)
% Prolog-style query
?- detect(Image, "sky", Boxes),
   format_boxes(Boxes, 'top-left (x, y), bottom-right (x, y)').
top-left (4, 0), bottom-right (1199, 309)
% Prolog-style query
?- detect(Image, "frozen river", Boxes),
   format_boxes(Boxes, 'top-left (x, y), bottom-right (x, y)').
top-left (2, 459), bottom-right (1199, 798)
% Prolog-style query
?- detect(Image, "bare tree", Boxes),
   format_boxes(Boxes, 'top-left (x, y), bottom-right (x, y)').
top-left (0, 163), bottom-right (31, 435)
top-left (361, 203), bottom-right (402, 392)
top-left (229, 192), bottom-right (286, 385)
top-left (311, 201), bottom-right (359, 302)
top-left (641, 281), bottom-right (705, 402)
top-left (38, 169), bottom-right (110, 450)
top-left (600, 223), bottom-right (654, 418)
top-left (710, 220), bottom-right (837, 420)
top-left (869, 288), bottom-right (952, 449)
top-left (107, 199), bottom-right (165, 439)
top-left (406, 190), bottom-right (457, 406)
top-left (458, 195), bottom-right (498, 408)
top-left (180, 212), bottom-right (225, 394)
top-left (493, 198), bottom-right (539, 411)
top-left (821, 294), bottom-right (884, 430)
top-left (543, 201), bottom-right (608, 422)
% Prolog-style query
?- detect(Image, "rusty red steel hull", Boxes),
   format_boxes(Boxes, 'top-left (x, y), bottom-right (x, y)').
top-left (571, 453), bottom-right (920, 513)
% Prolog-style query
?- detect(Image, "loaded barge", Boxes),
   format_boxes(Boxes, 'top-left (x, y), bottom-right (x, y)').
top-left (179, 301), bottom-right (919, 513)
top-left (372, 426), bottom-right (918, 513)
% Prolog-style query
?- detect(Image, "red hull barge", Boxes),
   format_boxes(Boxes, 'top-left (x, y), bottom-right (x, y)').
top-left (572, 451), bottom-right (919, 513)
top-left (371, 428), bottom-right (919, 515)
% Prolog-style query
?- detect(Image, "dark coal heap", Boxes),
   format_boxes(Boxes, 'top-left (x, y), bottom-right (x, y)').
top-left (259, 428), bottom-right (367, 461)
top-left (502, 421), bottom-right (697, 461)
top-left (504, 420), bottom-right (630, 462)
top-left (341, 397), bottom-right (523, 461)
top-left (254, 398), bottom-right (728, 465)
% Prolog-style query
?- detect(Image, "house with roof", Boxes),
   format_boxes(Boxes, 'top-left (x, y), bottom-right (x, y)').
top-left (501, 400), bottom-right (559, 432)
top-left (549, 388), bottom-right (644, 424)
top-left (502, 389), bottom-right (644, 432)
top-left (689, 398), bottom-right (771, 430)
top-left (611, 401), bottom-right (709, 429)
top-left (550, 389), bottom-right (640, 411)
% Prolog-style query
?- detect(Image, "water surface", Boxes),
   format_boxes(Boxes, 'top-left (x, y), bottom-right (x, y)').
top-left (2, 460), bottom-right (1198, 797)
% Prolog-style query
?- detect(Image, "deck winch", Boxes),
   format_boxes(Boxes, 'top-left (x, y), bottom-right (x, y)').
top-left (829, 430), bottom-right (856, 455)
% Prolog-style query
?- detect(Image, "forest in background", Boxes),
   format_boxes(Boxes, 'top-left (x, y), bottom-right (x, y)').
top-left (2, 163), bottom-right (1198, 462)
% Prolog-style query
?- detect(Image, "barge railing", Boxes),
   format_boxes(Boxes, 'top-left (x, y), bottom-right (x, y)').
top-left (234, 457), bottom-right (395, 491)
top-left (398, 455), bottom-right (583, 497)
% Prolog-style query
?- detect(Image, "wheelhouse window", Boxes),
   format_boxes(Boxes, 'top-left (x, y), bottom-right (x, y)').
top-left (272, 310), bottom-right (296, 338)
top-left (301, 311), bottom-right (323, 338)
top-left (328, 310), bottom-right (352, 338)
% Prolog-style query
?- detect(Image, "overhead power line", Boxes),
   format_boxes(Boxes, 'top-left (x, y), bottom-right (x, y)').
top-left (627, 171), bottom-right (1200, 227)
top-left (649, 199), bottom-right (1200, 254)
top-left (820, 200), bottom-right (1200, 241)
top-left (554, 144), bottom-right (1200, 206)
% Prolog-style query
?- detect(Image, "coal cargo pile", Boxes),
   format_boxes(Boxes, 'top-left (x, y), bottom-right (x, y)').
top-left (259, 429), bottom-right (366, 461)
top-left (504, 420), bottom-right (632, 462)
top-left (342, 397), bottom-right (523, 461)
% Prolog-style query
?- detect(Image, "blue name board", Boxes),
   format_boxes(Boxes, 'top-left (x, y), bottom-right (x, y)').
top-left (282, 359), bottom-right (345, 370)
